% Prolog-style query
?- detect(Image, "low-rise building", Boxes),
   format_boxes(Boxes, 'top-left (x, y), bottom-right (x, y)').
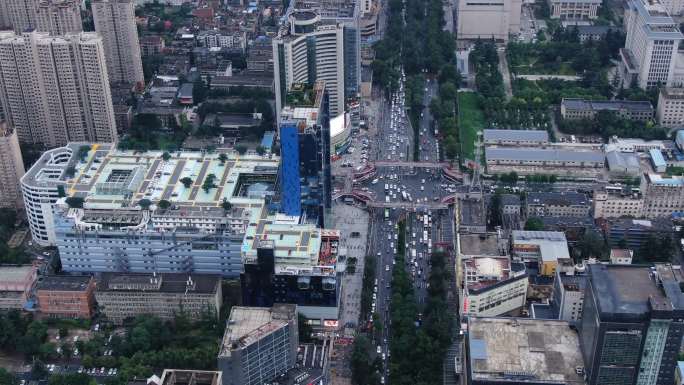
top-left (212, 73), bottom-right (274, 92)
top-left (606, 136), bottom-right (667, 153)
top-left (511, 231), bottom-right (570, 276)
top-left (609, 248), bottom-right (633, 264)
top-left (485, 147), bottom-right (605, 178)
top-left (460, 256), bottom-right (528, 317)
top-left (465, 317), bottom-right (585, 385)
top-left (606, 217), bottom-right (674, 249)
top-left (540, 216), bottom-right (598, 245)
top-left (204, 113), bottom-right (263, 138)
top-left (482, 129), bottom-right (549, 147)
top-left (575, 25), bottom-right (621, 42)
top-left (36, 275), bottom-right (96, 319)
top-left (549, 0), bottom-right (601, 20)
top-left (593, 185), bottom-right (644, 219)
top-left (525, 192), bottom-right (590, 218)
top-left (140, 35), bottom-right (165, 56)
top-left (501, 194), bottom-right (521, 215)
top-left (605, 150), bottom-right (641, 179)
top-left (95, 273), bottom-right (222, 324)
top-left (561, 98), bottom-right (654, 121)
top-left (657, 87), bottom-right (684, 128)
top-left (217, 304), bottom-right (298, 385)
top-left (649, 148), bottom-right (667, 172)
top-left (159, 369), bottom-right (222, 385)
top-left (0, 265), bottom-right (38, 310)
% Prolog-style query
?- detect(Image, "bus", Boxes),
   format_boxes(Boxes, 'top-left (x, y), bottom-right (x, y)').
top-left (411, 249), bottom-right (417, 259)
top-left (423, 215), bottom-right (429, 229)
top-left (384, 208), bottom-right (390, 220)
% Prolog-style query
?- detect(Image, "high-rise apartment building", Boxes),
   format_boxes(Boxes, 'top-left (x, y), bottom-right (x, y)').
top-left (0, 122), bottom-right (25, 210)
top-left (273, 11), bottom-right (345, 121)
top-left (0, 2), bottom-right (12, 29)
top-left (456, 0), bottom-right (522, 42)
top-left (579, 264), bottom-right (684, 385)
top-left (92, 0), bottom-right (144, 87)
top-left (6, 0), bottom-right (82, 35)
top-left (6, 0), bottom-right (38, 33)
top-left (35, 0), bottom-right (83, 35)
top-left (620, 0), bottom-right (684, 88)
top-left (0, 31), bottom-right (117, 147)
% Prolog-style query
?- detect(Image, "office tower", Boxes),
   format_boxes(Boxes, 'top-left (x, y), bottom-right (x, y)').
top-left (456, 0), bottom-right (522, 42)
top-left (35, 0), bottom-right (83, 35)
top-left (0, 31), bottom-right (117, 147)
top-left (273, 11), bottom-right (345, 122)
top-left (0, 122), bottom-right (25, 210)
top-left (241, 229), bottom-right (341, 324)
top-left (278, 82), bottom-right (332, 226)
top-left (620, 0), bottom-right (684, 89)
top-left (6, 0), bottom-right (38, 33)
top-left (217, 304), bottom-right (298, 385)
top-left (92, 0), bottom-right (144, 86)
top-left (579, 264), bottom-right (684, 385)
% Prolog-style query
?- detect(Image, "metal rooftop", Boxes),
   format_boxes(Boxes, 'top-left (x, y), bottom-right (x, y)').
top-left (483, 129), bottom-right (549, 143)
top-left (485, 147), bottom-right (605, 163)
top-left (467, 317), bottom-right (585, 384)
top-left (511, 231), bottom-right (570, 261)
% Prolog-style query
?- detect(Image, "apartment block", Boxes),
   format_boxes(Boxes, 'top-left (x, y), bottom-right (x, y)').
top-left (620, 0), bottom-right (684, 89)
top-left (95, 273), bottom-right (222, 324)
top-left (0, 31), bottom-right (117, 147)
top-left (36, 275), bottom-right (96, 319)
top-left (525, 192), bottom-right (590, 218)
top-left (35, 0), bottom-right (83, 35)
top-left (218, 304), bottom-right (298, 385)
top-left (0, 122), bottom-right (25, 209)
top-left (561, 98), bottom-right (654, 121)
top-left (92, 0), bottom-right (144, 87)
top-left (456, 0), bottom-right (522, 42)
top-left (549, 0), bottom-right (601, 20)
top-left (0, 265), bottom-right (38, 310)
top-left (641, 173), bottom-right (684, 218)
top-left (6, 0), bottom-right (38, 33)
top-left (593, 186), bottom-right (644, 219)
top-left (656, 87), bottom-right (684, 127)
top-left (580, 264), bottom-right (684, 385)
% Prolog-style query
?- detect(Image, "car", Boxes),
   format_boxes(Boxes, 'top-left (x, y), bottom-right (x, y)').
top-left (385, 265), bottom-right (390, 271)
top-left (377, 346), bottom-right (382, 354)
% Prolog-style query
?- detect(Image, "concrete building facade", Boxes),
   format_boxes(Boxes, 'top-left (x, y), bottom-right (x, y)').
top-left (561, 98), bottom-right (654, 121)
top-left (593, 186), bottom-right (644, 219)
top-left (549, 0), bottom-right (601, 20)
top-left (92, 0), bottom-right (145, 87)
top-left (95, 273), bottom-right (222, 324)
top-left (526, 192), bottom-right (590, 218)
top-left (217, 304), bottom-right (299, 385)
top-left (642, 173), bottom-right (684, 218)
top-left (6, 0), bottom-right (38, 33)
top-left (0, 31), bottom-right (117, 147)
top-left (456, 0), bottom-right (521, 42)
top-left (552, 270), bottom-right (586, 322)
top-left (0, 122), bottom-right (25, 209)
top-left (459, 256), bottom-right (528, 317)
top-left (0, 265), bottom-right (38, 310)
top-left (620, 0), bottom-right (684, 89)
top-left (656, 87), bottom-right (684, 127)
top-left (35, 0), bottom-right (83, 35)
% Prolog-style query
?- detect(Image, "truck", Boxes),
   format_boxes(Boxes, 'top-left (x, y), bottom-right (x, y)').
top-left (384, 208), bottom-right (390, 220)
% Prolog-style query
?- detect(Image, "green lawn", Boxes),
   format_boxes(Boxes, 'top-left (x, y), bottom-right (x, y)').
top-left (511, 61), bottom-right (576, 76)
top-left (458, 92), bottom-right (485, 161)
